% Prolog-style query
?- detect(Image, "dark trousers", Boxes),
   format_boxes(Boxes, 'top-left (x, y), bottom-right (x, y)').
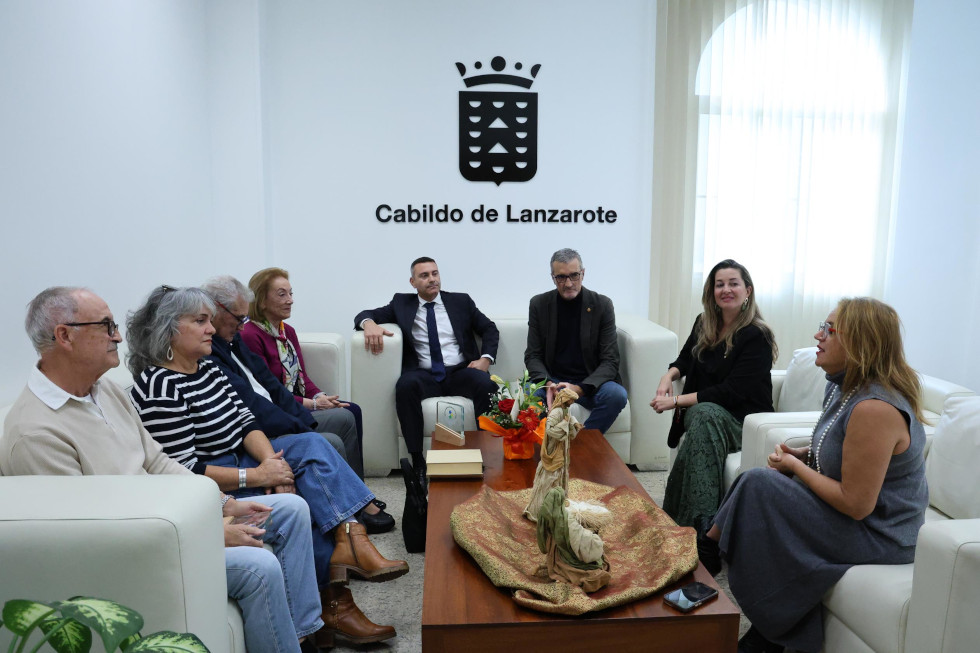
top-left (395, 363), bottom-right (497, 453)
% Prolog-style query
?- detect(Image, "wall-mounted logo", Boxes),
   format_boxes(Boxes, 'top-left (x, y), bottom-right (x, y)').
top-left (456, 56), bottom-right (541, 186)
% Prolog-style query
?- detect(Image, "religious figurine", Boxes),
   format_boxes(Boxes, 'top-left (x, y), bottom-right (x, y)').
top-left (524, 387), bottom-right (582, 521)
top-left (535, 487), bottom-right (612, 592)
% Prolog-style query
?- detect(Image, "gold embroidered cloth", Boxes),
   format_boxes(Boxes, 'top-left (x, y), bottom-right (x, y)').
top-left (450, 479), bottom-right (697, 615)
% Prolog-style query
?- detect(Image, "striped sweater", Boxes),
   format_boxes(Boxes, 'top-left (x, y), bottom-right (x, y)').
top-left (130, 360), bottom-right (257, 474)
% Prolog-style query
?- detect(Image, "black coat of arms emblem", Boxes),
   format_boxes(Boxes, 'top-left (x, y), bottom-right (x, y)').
top-left (456, 56), bottom-right (541, 185)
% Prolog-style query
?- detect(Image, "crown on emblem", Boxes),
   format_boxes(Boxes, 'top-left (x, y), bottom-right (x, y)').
top-left (455, 56), bottom-right (541, 89)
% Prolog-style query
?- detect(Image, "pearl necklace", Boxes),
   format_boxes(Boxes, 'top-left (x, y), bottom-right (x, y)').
top-left (807, 386), bottom-right (857, 474)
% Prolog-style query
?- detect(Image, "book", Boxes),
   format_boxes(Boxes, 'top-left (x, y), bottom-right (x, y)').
top-left (433, 422), bottom-right (465, 446)
top-left (425, 448), bottom-right (484, 478)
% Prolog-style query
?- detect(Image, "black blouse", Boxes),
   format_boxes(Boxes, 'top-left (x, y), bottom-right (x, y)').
top-left (670, 315), bottom-right (774, 421)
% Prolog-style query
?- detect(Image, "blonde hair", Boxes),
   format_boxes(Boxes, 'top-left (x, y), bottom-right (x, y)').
top-left (248, 267), bottom-right (289, 323)
top-left (694, 259), bottom-right (778, 364)
top-left (834, 297), bottom-right (923, 421)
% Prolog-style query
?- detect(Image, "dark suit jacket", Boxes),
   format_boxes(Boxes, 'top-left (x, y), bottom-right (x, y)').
top-left (206, 333), bottom-right (317, 438)
top-left (354, 291), bottom-right (499, 373)
top-left (524, 287), bottom-right (622, 394)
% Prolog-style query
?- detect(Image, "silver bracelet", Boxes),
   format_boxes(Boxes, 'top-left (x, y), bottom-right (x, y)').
top-left (220, 494), bottom-right (232, 508)
top-left (238, 468), bottom-right (247, 489)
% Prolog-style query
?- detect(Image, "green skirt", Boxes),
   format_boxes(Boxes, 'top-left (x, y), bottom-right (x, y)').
top-left (662, 402), bottom-right (742, 529)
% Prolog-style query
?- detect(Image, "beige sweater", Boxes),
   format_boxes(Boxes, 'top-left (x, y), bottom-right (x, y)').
top-left (0, 378), bottom-right (192, 478)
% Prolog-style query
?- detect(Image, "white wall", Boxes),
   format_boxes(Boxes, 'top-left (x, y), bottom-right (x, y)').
top-left (0, 0), bottom-right (214, 403)
top-left (256, 0), bottom-right (656, 333)
top-left (3, 0), bottom-right (977, 410)
top-left (886, 0), bottom-right (980, 391)
top-left (0, 0), bottom-right (657, 406)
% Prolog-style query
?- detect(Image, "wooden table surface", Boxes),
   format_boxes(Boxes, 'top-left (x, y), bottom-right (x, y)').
top-left (421, 429), bottom-right (740, 652)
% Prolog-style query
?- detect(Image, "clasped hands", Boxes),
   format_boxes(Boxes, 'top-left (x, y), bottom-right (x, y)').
top-left (222, 496), bottom-right (273, 548)
top-left (305, 394), bottom-right (349, 410)
top-left (649, 374), bottom-right (677, 413)
top-left (255, 450), bottom-right (296, 494)
top-left (767, 443), bottom-right (809, 475)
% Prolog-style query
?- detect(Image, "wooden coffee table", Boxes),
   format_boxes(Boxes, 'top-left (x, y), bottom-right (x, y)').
top-left (421, 429), bottom-right (740, 652)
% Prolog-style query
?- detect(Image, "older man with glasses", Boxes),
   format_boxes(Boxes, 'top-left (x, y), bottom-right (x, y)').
top-left (200, 275), bottom-right (393, 533)
top-left (0, 286), bottom-right (329, 653)
top-left (524, 248), bottom-right (627, 434)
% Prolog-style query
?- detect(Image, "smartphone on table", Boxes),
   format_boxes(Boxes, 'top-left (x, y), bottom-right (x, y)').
top-left (663, 581), bottom-right (719, 613)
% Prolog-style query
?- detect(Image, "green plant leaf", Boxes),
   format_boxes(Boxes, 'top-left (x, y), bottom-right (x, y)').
top-left (38, 615), bottom-right (92, 653)
top-left (54, 598), bottom-right (142, 653)
top-left (124, 632), bottom-right (209, 653)
top-left (1, 600), bottom-right (55, 636)
top-left (119, 634), bottom-right (141, 652)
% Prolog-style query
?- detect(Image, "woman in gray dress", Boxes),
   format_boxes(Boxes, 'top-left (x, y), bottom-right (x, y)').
top-left (705, 297), bottom-right (928, 653)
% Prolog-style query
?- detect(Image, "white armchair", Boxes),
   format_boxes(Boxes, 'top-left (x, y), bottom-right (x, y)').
top-left (350, 314), bottom-right (678, 475)
top-left (737, 377), bottom-right (979, 653)
top-left (0, 475), bottom-right (242, 653)
top-left (734, 348), bottom-right (975, 491)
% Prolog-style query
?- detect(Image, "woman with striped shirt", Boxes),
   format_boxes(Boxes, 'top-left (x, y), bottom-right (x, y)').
top-left (126, 285), bottom-right (406, 648)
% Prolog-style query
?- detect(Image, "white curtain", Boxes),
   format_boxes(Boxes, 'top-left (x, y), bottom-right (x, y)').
top-left (650, 0), bottom-right (913, 366)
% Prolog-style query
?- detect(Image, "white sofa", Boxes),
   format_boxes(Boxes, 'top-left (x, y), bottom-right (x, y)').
top-left (0, 475), bottom-right (240, 653)
top-left (735, 365), bottom-right (979, 653)
top-left (349, 315), bottom-right (678, 475)
top-left (0, 334), bottom-right (347, 653)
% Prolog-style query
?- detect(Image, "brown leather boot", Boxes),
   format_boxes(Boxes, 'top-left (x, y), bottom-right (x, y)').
top-left (330, 521), bottom-right (409, 582)
top-left (315, 584), bottom-right (395, 647)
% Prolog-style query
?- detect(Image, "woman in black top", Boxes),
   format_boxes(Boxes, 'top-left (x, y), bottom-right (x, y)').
top-left (651, 259), bottom-right (777, 535)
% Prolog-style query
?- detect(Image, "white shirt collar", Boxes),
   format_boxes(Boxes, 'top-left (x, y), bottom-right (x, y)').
top-left (417, 292), bottom-right (443, 307)
top-left (28, 364), bottom-right (101, 410)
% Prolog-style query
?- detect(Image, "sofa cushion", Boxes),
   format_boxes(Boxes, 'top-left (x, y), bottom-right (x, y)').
top-left (777, 347), bottom-right (825, 412)
top-left (823, 562), bottom-right (914, 653)
top-left (925, 395), bottom-right (980, 519)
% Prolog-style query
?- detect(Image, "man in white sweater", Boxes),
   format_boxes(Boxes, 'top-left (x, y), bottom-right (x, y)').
top-left (0, 286), bottom-right (327, 653)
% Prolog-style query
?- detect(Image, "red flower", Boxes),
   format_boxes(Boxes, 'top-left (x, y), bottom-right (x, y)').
top-left (498, 398), bottom-right (515, 413)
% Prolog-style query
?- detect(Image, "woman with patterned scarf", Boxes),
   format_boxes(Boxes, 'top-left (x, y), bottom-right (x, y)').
top-left (241, 268), bottom-right (388, 532)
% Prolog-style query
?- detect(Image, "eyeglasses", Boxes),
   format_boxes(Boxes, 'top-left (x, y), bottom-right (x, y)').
top-left (817, 322), bottom-right (837, 338)
top-left (552, 271), bottom-right (583, 285)
top-left (55, 318), bottom-right (119, 339)
top-left (217, 301), bottom-right (249, 326)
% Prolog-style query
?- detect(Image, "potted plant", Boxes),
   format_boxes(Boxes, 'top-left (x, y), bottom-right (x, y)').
top-left (1, 596), bottom-right (208, 652)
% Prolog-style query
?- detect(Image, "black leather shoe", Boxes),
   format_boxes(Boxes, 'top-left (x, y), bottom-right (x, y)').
top-left (737, 626), bottom-right (784, 653)
top-left (696, 516), bottom-right (722, 577)
top-left (371, 498), bottom-right (387, 511)
top-left (358, 506), bottom-right (395, 534)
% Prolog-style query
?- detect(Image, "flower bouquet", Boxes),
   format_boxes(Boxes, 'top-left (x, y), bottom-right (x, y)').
top-left (478, 370), bottom-right (548, 459)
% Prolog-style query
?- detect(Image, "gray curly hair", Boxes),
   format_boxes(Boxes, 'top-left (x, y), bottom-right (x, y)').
top-left (125, 286), bottom-right (215, 376)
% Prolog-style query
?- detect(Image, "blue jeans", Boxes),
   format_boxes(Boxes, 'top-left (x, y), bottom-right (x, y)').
top-left (208, 431), bottom-right (374, 587)
top-left (535, 380), bottom-right (628, 434)
top-left (225, 493), bottom-right (323, 653)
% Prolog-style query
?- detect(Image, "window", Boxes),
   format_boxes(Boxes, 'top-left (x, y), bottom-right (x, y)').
top-left (652, 0), bottom-right (913, 362)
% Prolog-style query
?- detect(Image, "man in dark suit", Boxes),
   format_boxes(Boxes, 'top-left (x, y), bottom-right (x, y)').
top-left (354, 257), bottom-right (499, 474)
top-left (202, 276), bottom-right (394, 534)
top-left (525, 248), bottom-right (627, 433)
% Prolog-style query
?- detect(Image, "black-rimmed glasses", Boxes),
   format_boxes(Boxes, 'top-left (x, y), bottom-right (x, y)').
top-left (217, 301), bottom-right (249, 326)
top-left (552, 271), bottom-right (583, 284)
top-left (56, 318), bottom-right (119, 339)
